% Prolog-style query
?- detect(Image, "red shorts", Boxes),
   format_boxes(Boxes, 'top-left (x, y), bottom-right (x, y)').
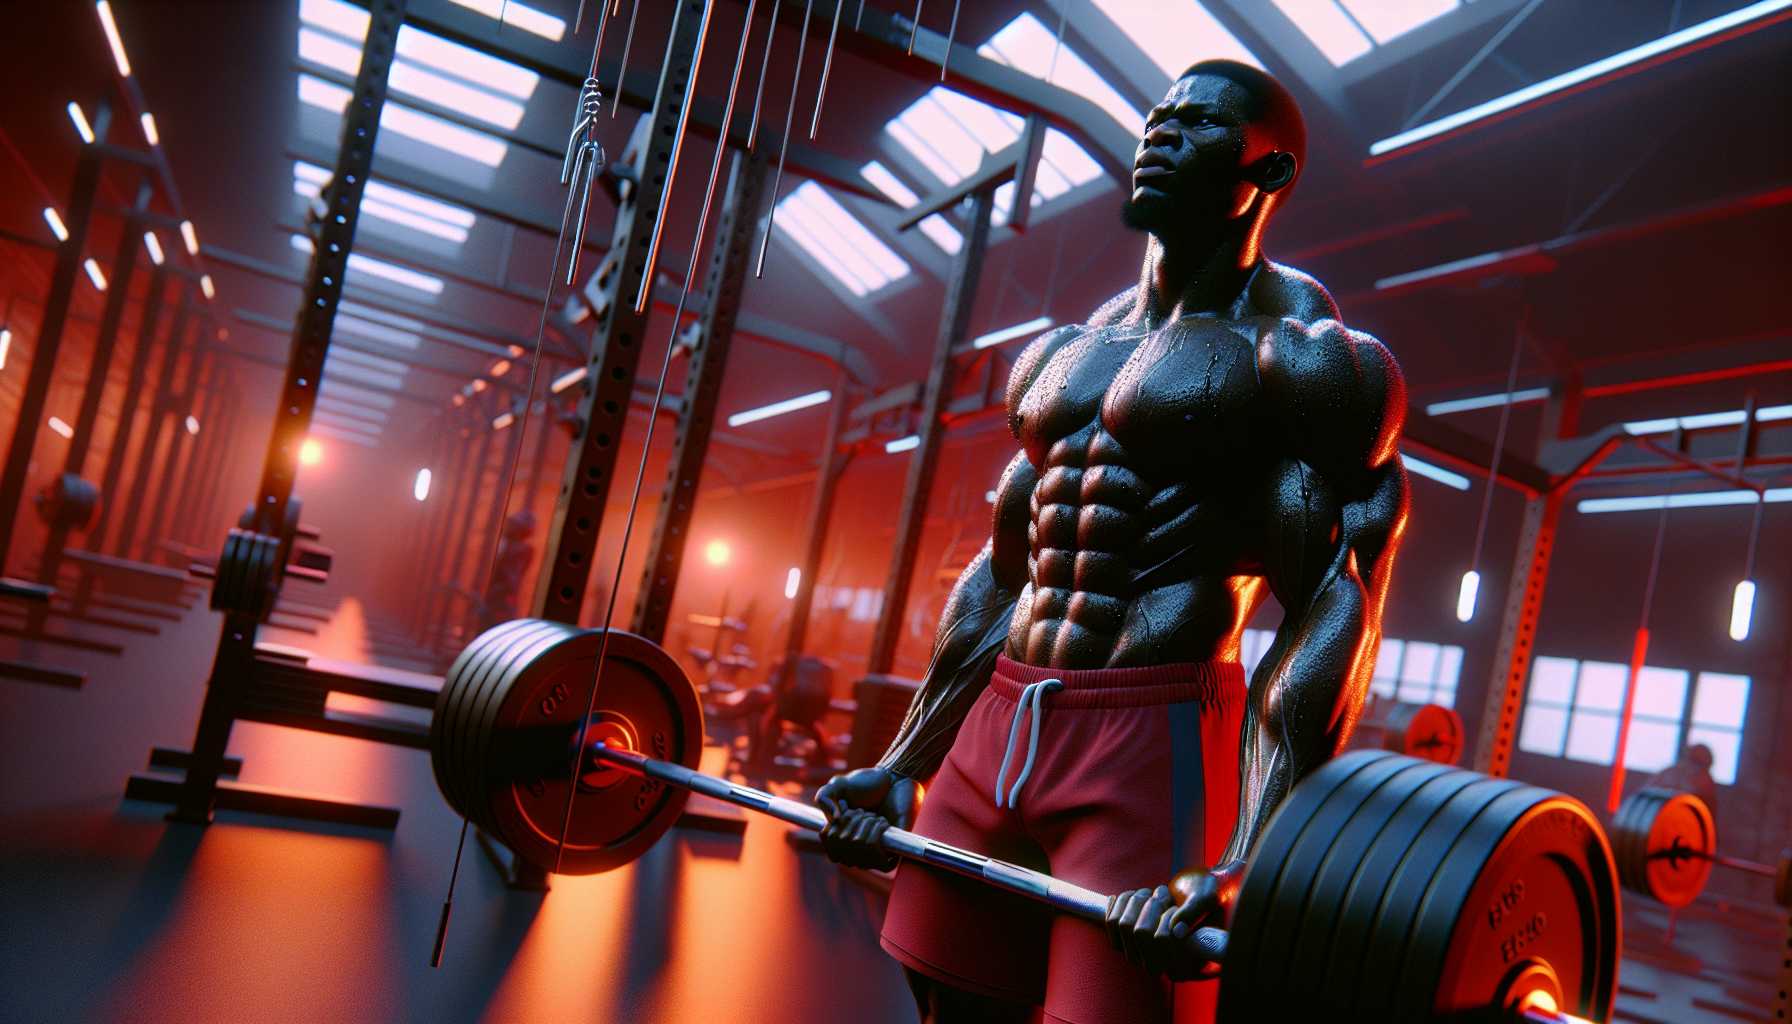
top-left (881, 655), bottom-right (1247, 1024)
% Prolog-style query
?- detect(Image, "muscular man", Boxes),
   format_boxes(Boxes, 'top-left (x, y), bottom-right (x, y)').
top-left (818, 60), bottom-right (1408, 1024)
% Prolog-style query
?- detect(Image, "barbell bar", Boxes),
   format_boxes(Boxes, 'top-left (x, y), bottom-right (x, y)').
top-left (430, 620), bottom-right (1623, 1022)
top-left (1610, 786), bottom-right (1791, 909)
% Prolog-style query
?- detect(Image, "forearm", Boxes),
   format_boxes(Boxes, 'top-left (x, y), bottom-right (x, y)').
top-left (876, 547), bottom-right (1017, 779)
top-left (1223, 560), bottom-right (1372, 863)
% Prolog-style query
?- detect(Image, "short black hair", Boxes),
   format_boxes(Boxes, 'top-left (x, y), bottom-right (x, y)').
top-left (1177, 59), bottom-right (1306, 177)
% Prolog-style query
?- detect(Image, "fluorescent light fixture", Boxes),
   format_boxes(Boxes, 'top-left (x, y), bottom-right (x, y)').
top-left (0, 329), bottom-right (10, 370)
top-left (550, 366), bottom-right (587, 394)
top-left (67, 102), bottom-right (94, 143)
top-left (348, 254), bottom-right (443, 294)
top-left (470, 378), bottom-right (487, 393)
top-left (299, 438), bottom-right (324, 465)
top-left (48, 416), bottom-right (75, 438)
top-left (139, 112), bottom-right (159, 146)
top-left (443, 0), bottom-right (565, 40)
top-left (1402, 453), bottom-right (1471, 490)
top-left (728, 389), bottom-right (831, 427)
top-left (180, 220), bottom-right (198, 255)
top-left (43, 208), bottom-right (68, 242)
top-left (1426, 387), bottom-right (1552, 417)
top-left (333, 312), bottom-right (421, 350)
top-left (489, 360), bottom-right (511, 377)
top-left (973, 315), bottom-right (1054, 349)
top-left (83, 258), bottom-right (107, 290)
top-left (491, 411), bottom-right (515, 430)
top-left (1729, 580), bottom-right (1755, 641)
top-left (96, 1), bottom-right (132, 76)
top-left (1456, 570), bottom-right (1480, 623)
top-left (185, 415), bottom-right (200, 434)
top-left (414, 467), bottom-right (432, 500)
top-left (785, 567), bottom-right (801, 599)
top-left (143, 232), bottom-right (164, 265)
top-left (1578, 487), bottom-right (1791, 514)
top-left (1370, 0), bottom-right (1792, 157)
top-left (199, 274), bottom-right (215, 299)
top-left (1625, 403), bottom-right (1792, 435)
top-left (886, 434), bottom-right (921, 453)
top-left (704, 540), bottom-right (730, 566)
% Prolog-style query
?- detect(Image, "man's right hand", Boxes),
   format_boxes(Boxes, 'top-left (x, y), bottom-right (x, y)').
top-left (814, 767), bottom-right (919, 871)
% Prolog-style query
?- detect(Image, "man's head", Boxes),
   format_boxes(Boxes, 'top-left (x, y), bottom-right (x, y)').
top-left (1122, 60), bottom-right (1306, 240)
top-left (1686, 744), bottom-right (1714, 771)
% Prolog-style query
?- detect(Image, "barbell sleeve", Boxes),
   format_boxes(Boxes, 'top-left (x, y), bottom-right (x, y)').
top-left (590, 742), bottom-right (1228, 962)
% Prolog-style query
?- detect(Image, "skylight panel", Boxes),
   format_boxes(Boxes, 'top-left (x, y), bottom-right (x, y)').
top-left (380, 105), bottom-right (508, 166)
top-left (292, 234), bottom-right (446, 295)
top-left (776, 182), bottom-right (911, 297)
top-left (979, 13), bottom-right (1144, 136)
top-left (292, 161), bottom-right (475, 242)
top-left (302, 0), bottom-right (541, 99)
top-left (389, 63), bottom-right (526, 129)
top-left (1269, 0), bottom-right (1372, 65)
top-left (887, 87), bottom-right (1106, 214)
top-left (861, 160), bottom-right (964, 255)
top-left (1336, 0), bottom-right (1457, 45)
top-left (442, 0), bottom-right (566, 41)
top-left (1087, 0), bottom-right (1262, 76)
top-left (299, 0), bottom-right (366, 40)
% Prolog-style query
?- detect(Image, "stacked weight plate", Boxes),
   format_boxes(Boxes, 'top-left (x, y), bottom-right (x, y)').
top-left (430, 619), bottom-right (704, 874)
top-left (1218, 750), bottom-right (1620, 1024)
top-left (1611, 786), bottom-right (1715, 908)
top-left (210, 528), bottom-right (280, 620)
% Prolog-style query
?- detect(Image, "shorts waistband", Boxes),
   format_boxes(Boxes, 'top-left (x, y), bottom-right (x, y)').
top-left (991, 654), bottom-right (1245, 710)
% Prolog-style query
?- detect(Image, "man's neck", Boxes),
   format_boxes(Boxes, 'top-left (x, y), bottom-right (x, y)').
top-left (1130, 221), bottom-right (1262, 329)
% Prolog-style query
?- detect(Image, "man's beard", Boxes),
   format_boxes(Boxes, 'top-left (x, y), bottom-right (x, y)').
top-left (1120, 189), bottom-right (1178, 234)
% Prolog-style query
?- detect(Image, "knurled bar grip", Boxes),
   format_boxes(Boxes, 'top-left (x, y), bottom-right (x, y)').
top-left (592, 743), bottom-right (1228, 963)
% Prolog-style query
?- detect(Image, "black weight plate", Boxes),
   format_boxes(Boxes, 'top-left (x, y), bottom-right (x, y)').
top-left (482, 629), bottom-right (702, 874)
top-left (1219, 749), bottom-right (1399, 1024)
top-left (462, 622), bottom-right (581, 838)
top-left (431, 619), bottom-right (543, 817)
top-left (1609, 789), bottom-right (1651, 900)
top-left (1348, 774), bottom-right (1522, 1023)
top-left (210, 530), bottom-right (243, 613)
top-left (249, 532), bottom-right (280, 620)
top-left (1310, 767), bottom-right (1485, 1017)
top-left (1248, 753), bottom-right (1418, 1022)
top-left (1398, 785), bottom-right (1617, 1023)
top-left (1275, 757), bottom-right (1457, 1023)
top-left (451, 621), bottom-right (569, 831)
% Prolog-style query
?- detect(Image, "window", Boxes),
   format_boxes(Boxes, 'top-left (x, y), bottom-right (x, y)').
top-left (1518, 657), bottom-right (1749, 783)
top-left (978, 13), bottom-right (1145, 136)
top-left (1687, 672), bottom-right (1750, 785)
top-left (1086, 0), bottom-right (1262, 76)
top-left (298, 0), bottom-right (538, 166)
top-left (884, 87), bottom-right (1104, 226)
top-left (861, 160), bottom-right (964, 255)
top-left (293, 162), bottom-right (475, 244)
top-left (1270, 0), bottom-right (1458, 66)
top-left (774, 182), bottom-right (911, 297)
top-left (1240, 629), bottom-right (1463, 709)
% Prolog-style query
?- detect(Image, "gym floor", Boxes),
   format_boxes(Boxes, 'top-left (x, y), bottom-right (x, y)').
top-left (0, 600), bottom-right (1782, 1024)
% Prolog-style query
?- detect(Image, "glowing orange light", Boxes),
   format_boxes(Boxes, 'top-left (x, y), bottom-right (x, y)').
top-left (299, 438), bottom-right (323, 465)
top-left (704, 540), bottom-right (730, 566)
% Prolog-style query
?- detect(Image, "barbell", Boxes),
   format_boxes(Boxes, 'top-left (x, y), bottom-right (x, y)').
top-left (1610, 786), bottom-right (1791, 909)
top-left (1358, 700), bottom-right (1465, 764)
top-left (430, 619), bottom-right (1620, 1023)
top-left (204, 498), bottom-right (333, 620)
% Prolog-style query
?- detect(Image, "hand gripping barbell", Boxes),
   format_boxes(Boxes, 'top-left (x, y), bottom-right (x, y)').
top-left (430, 620), bottom-right (1621, 1024)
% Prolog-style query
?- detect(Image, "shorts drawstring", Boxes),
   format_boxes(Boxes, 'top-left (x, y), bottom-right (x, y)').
top-left (993, 678), bottom-right (1062, 809)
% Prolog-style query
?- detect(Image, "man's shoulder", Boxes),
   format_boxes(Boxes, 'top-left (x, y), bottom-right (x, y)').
top-left (1251, 261), bottom-right (1341, 325)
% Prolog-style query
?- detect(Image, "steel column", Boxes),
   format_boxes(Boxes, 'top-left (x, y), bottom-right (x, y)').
top-left (115, 290), bottom-right (189, 557)
top-left (429, 419), bottom-right (494, 652)
top-left (783, 369), bottom-right (849, 662)
top-left (1473, 379), bottom-right (1581, 777)
top-left (168, 0), bottom-right (406, 824)
top-left (631, 149), bottom-right (768, 643)
top-left (142, 347), bottom-right (208, 556)
top-left (532, 0), bottom-right (709, 625)
top-left (0, 102), bottom-right (112, 573)
top-left (867, 187), bottom-right (994, 675)
top-left (91, 262), bottom-right (168, 553)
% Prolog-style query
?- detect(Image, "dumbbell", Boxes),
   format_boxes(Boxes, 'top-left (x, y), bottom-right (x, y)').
top-left (430, 619), bottom-right (1622, 1023)
top-left (1611, 786), bottom-right (1791, 909)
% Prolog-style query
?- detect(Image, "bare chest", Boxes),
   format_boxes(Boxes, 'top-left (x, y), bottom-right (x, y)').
top-left (1014, 320), bottom-right (1272, 477)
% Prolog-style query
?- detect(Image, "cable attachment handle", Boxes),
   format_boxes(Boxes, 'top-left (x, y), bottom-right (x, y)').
top-left (563, 78), bottom-right (608, 285)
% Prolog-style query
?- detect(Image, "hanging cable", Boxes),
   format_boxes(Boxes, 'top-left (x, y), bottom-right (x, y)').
top-left (611, 0), bottom-right (644, 117)
top-left (756, 0), bottom-right (815, 277)
top-left (1457, 316), bottom-right (1527, 622)
top-left (555, 0), bottom-right (759, 874)
top-left (1609, 464), bottom-right (1676, 812)
top-left (908, 0), bottom-right (923, 54)
top-left (940, 0), bottom-right (961, 79)
top-left (810, 0), bottom-right (846, 139)
top-left (747, 0), bottom-right (783, 148)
